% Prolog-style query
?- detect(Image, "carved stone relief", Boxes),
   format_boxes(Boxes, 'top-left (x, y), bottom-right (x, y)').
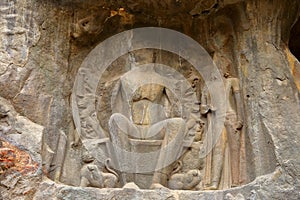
top-left (56, 41), bottom-right (251, 191)
top-left (79, 152), bottom-right (119, 188)
top-left (0, 0), bottom-right (300, 199)
top-left (51, 44), bottom-right (210, 190)
top-left (201, 73), bottom-right (246, 190)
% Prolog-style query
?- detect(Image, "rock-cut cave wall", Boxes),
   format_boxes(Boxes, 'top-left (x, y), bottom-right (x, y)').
top-left (0, 0), bottom-right (300, 199)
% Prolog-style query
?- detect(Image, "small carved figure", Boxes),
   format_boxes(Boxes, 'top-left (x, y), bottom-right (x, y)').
top-left (80, 154), bottom-right (119, 188)
top-left (167, 169), bottom-right (202, 190)
top-left (202, 72), bottom-right (244, 190)
top-left (80, 163), bottom-right (104, 188)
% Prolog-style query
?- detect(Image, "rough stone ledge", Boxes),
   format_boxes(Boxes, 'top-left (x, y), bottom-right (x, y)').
top-left (33, 169), bottom-right (300, 200)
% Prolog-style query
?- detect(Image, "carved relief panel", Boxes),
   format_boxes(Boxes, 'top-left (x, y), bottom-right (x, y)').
top-left (51, 28), bottom-right (251, 191)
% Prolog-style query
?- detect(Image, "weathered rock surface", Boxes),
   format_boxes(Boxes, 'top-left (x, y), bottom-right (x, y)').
top-left (0, 0), bottom-right (300, 199)
top-left (32, 170), bottom-right (300, 200)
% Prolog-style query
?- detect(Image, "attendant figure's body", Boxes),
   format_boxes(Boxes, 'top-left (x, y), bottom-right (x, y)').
top-left (203, 73), bottom-right (243, 190)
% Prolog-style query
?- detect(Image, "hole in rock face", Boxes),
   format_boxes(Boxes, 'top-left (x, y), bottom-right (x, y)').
top-left (289, 18), bottom-right (300, 61)
top-left (82, 20), bottom-right (89, 27)
top-left (288, 18), bottom-right (300, 91)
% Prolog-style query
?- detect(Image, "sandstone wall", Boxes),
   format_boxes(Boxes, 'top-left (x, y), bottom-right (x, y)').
top-left (0, 0), bottom-right (300, 199)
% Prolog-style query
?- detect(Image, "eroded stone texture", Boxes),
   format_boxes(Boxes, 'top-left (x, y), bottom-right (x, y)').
top-left (0, 0), bottom-right (300, 199)
top-left (0, 0), bottom-right (40, 73)
top-left (0, 98), bottom-right (42, 199)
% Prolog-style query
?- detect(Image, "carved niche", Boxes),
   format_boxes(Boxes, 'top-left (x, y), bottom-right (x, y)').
top-left (58, 29), bottom-right (251, 190)
top-left (67, 49), bottom-right (206, 190)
